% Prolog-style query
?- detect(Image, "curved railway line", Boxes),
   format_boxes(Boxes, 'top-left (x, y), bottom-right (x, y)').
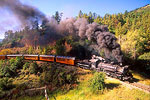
top-left (124, 81), bottom-right (150, 93)
top-left (106, 76), bottom-right (150, 93)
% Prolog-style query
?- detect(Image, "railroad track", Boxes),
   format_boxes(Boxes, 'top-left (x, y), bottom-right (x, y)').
top-left (125, 81), bottom-right (150, 93)
top-left (106, 76), bottom-right (150, 93)
top-left (78, 65), bottom-right (150, 93)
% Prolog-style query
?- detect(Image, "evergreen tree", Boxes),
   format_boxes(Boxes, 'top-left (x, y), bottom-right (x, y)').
top-left (53, 11), bottom-right (63, 24)
top-left (88, 12), bottom-right (94, 23)
top-left (32, 17), bottom-right (39, 30)
top-left (78, 10), bottom-right (83, 18)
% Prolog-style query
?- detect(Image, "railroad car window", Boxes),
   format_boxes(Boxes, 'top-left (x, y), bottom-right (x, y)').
top-left (41, 57), bottom-right (53, 59)
top-left (25, 56), bottom-right (37, 59)
top-left (66, 59), bottom-right (71, 62)
top-left (47, 57), bottom-right (53, 60)
top-left (49, 57), bottom-right (53, 60)
top-left (57, 58), bottom-right (65, 61)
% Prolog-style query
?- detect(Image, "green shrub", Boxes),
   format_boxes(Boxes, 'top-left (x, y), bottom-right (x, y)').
top-left (41, 47), bottom-right (52, 55)
top-left (0, 77), bottom-right (14, 91)
top-left (40, 64), bottom-right (78, 88)
top-left (3, 66), bottom-right (15, 77)
top-left (10, 57), bottom-right (24, 71)
top-left (55, 39), bottom-right (66, 55)
top-left (9, 58), bottom-right (15, 64)
top-left (23, 62), bottom-right (30, 70)
top-left (0, 64), bottom-right (14, 77)
top-left (29, 62), bottom-right (38, 74)
top-left (9, 57), bottom-right (24, 76)
top-left (28, 46), bottom-right (34, 54)
top-left (16, 83), bottom-right (28, 90)
top-left (88, 72), bottom-right (105, 93)
top-left (0, 57), bottom-right (24, 78)
top-left (138, 52), bottom-right (150, 60)
top-left (41, 48), bottom-right (46, 55)
top-left (14, 57), bottom-right (24, 69)
top-left (99, 49), bottom-right (105, 58)
top-left (66, 74), bottom-right (72, 83)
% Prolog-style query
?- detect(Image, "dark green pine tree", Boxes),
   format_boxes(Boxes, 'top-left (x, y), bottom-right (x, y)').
top-left (88, 12), bottom-right (94, 23)
top-left (78, 10), bottom-right (83, 18)
top-left (54, 11), bottom-right (63, 24)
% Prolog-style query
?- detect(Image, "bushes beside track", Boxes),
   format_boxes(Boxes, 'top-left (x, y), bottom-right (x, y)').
top-left (39, 63), bottom-right (78, 90)
top-left (88, 72), bottom-right (105, 93)
top-left (0, 57), bottom-right (24, 78)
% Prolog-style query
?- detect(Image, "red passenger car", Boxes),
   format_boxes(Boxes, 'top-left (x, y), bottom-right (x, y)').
top-left (0, 55), bottom-right (6, 60)
top-left (56, 56), bottom-right (75, 65)
top-left (23, 55), bottom-right (39, 60)
top-left (7, 55), bottom-right (23, 59)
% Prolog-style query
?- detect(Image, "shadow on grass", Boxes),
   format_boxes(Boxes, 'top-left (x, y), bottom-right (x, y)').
top-left (105, 83), bottom-right (120, 90)
top-left (133, 70), bottom-right (150, 79)
top-left (131, 77), bottom-right (140, 83)
top-left (77, 72), bottom-right (91, 76)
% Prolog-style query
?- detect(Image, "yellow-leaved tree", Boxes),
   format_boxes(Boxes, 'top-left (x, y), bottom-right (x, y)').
top-left (0, 49), bottom-right (12, 55)
top-left (121, 29), bottom-right (150, 59)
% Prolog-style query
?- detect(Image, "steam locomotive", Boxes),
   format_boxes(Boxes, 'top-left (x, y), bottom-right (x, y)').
top-left (0, 54), bottom-right (132, 81)
top-left (77, 55), bottom-right (133, 81)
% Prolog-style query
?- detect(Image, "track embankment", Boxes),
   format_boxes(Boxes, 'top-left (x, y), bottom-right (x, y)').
top-left (106, 77), bottom-right (150, 93)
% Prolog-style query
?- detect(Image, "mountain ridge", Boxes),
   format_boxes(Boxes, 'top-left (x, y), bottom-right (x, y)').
top-left (130, 4), bottom-right (150, 12)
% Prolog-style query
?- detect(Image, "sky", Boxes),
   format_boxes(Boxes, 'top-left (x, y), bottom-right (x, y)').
top-left (0, 0), bottom-right (149, 39)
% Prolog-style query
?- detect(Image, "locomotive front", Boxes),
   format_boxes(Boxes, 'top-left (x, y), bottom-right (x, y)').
top-left (89, 55), bottom-right (133, 81)
top-left (117, 66), bottom-right (133, 81)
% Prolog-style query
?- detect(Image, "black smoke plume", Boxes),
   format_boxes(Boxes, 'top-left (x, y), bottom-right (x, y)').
top-left (59, 18), bottom-right (123, 63)
top-left (0, 0), bottom-right (62, 46)
top-left (0, 0), bottom-right (47, 26)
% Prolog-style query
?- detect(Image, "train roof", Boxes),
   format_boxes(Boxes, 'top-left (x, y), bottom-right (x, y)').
top-left (23, 54), bottom-right (38, 56)
top-left (7, 54), bottom-right (23, 56)
top-left (39, 55), bottom-right (55, 57)
top-left (56, 56), bottom-right (75, 60)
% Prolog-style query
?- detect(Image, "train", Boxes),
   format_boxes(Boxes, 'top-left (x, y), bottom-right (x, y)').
top-left (0, 54), bottom-right (133, 81)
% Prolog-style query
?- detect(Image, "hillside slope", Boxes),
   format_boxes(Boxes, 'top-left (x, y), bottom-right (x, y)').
top-left (133, 4), bottom-right (150, 12)
top-left (17, 68), bottom-right (150, 100)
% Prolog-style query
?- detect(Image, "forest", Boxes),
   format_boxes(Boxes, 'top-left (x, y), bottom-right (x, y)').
top-left (0, 2), bottom-right (150, 100)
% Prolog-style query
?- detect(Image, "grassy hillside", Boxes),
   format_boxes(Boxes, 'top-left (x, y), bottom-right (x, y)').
top-left (17, 68), bottom-right (150, 100)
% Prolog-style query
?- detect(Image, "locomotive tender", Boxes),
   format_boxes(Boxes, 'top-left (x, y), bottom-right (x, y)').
top-left (0, 54), bottom-right (132, 81)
